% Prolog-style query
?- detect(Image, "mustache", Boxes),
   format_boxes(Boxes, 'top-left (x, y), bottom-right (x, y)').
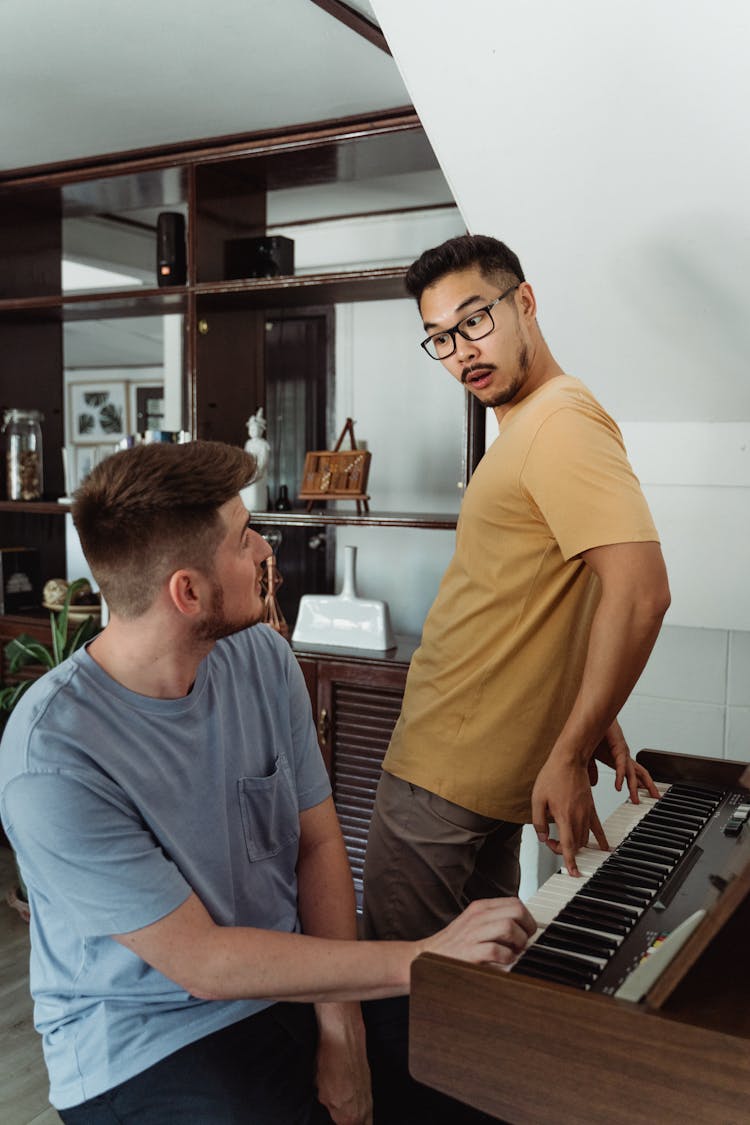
top-left (461, 362), bottom-right (497, 385)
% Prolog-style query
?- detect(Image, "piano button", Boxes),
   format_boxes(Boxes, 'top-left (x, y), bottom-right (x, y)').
top-left (542, 924), bottom-right (618, 958)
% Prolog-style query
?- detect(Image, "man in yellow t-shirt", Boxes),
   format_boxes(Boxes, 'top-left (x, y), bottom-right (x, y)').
top-left (362, 234), bottom-right (671, 946)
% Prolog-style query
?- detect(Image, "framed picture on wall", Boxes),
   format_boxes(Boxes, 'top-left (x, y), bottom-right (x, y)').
top-left (67, 381), bottom-right (128, 444)
top-left (71, 443), bottom-right (118, 491)
top-left (128, 381), bottom-right (165, 433)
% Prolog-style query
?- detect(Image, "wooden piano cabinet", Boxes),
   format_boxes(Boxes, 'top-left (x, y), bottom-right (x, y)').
top-left (410, 749), bottom-right (750, 1124)
top-left (409, 954), bottom-right (750, 1125)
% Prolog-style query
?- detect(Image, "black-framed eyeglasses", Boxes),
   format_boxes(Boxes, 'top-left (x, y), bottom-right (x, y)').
top-left (420, 284), bottom-right (520, 361)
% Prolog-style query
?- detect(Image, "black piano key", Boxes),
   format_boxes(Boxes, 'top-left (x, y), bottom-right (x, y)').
top-left (583, 879), bottom-right (651, 908)
top-left (558, 904), bottom-right (632, 936)
top-left (601, 858), bottom-right (662, 889)
top-left (513, 959), bottom-right (592, 990)
top-left (585, 875), bottom-right (653, 904)
top-left (574, 891), bottom-right (640, 918)
top-left (550, 917), bottom-right (624, 944)
top-left (644, 809), bottom-right (705, 831)
top-left (541, 924), bottom-right (618, 958)
top-left (616, 846), bottom-right (673, 871)
top-left (621, 837), bottom-right (683, 859)
top-left (669, 782), bottom-right (723, 802)
top-left (519, 946), bottom-right (601, 982)
top-left (602, 855), bottom-right (661, 882)
top-left (605, 851), bottom-right (670, 877)
top-left (629, 823), bottom-right (694, 847)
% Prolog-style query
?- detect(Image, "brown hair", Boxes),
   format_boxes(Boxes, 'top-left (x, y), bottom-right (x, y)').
top-left (405, 234), bottom-right (525, 305)
top-left (72, 441), bottom-right (257, 618)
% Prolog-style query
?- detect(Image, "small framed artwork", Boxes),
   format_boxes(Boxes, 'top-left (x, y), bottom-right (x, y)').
top-left (71, 444), bottom-right (117, 491)
top-left (128, 381), bottom-right (165, 433)
top-left (68, 381), bottom-right (128, 444)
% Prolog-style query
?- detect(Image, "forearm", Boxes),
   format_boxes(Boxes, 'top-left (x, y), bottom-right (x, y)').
top-left (296, 832), bottom-right (364, 1033)
top-left (549, 585), bottom-right (666, 765)
top-left (128, 894), bottom-right (412, 1003)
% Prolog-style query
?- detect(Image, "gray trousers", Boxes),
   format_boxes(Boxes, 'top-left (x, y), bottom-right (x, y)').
top-left (362, 770), bottom-right (522, 941)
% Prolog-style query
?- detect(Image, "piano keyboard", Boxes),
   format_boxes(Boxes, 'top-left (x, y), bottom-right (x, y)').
top-left (513, 780), bottom-right (739, 994)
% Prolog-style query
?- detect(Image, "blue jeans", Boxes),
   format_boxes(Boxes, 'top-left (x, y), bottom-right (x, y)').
top-left (59, 1003), bottom-right (331, 1124)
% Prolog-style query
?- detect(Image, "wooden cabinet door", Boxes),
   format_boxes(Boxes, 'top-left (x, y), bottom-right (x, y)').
top-left (316, 660), bottom-right (407, 906)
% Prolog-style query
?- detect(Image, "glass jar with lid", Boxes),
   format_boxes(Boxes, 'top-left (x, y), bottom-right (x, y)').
top-left (3, 409), bottom-right (44, 500)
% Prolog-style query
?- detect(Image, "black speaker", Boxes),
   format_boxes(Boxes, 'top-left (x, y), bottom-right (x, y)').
top-left (224, 235), bottom-right (294, 280)
top-left (156, 212), bottom-right (187, 287)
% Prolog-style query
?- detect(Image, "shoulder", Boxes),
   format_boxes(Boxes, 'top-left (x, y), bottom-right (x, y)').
top-left (213, 624), bottom-right (294, 676)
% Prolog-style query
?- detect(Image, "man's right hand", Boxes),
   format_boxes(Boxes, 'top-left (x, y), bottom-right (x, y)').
top-left (531, 754), bottom-right (609, 877)
top-left (417, 897), bottom-right (536, 967)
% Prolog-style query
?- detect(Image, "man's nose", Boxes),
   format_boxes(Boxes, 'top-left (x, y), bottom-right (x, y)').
top-left (453, 333), bottom-right (478, 363)
top-left (251, 529), bottom-right (273, 561)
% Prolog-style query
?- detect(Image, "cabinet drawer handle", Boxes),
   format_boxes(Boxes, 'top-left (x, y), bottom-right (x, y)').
top-left (317, 707), bottom-right (329, 746)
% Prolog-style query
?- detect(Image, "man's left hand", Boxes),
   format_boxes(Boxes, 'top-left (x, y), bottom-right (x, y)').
top-left (315, 1003), bottom-right (372, 1125)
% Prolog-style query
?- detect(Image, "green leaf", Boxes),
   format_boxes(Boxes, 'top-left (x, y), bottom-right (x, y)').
top-left (0, 680), bottom-right (32, 712)
top-left (63, 615), bottom-right (98, 660)
top-left (6, 636), bottom-right (54, 672)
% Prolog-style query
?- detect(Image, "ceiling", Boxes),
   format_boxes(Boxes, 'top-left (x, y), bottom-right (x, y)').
top-left (0, 0), bottom-right (403, 174)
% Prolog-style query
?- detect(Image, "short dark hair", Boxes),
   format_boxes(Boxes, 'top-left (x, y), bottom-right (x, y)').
top-left (405, 234), bottom-right (525, 305)
top-left (72, 441), bottom-right (257, 618)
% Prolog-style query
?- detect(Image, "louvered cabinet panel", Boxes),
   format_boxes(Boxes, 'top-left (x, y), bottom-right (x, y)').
top-left (316, 659), bottom-right (408, 906)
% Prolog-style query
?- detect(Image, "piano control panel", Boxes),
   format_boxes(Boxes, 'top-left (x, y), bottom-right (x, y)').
top-left (513, 781), bottom-right (750, 995)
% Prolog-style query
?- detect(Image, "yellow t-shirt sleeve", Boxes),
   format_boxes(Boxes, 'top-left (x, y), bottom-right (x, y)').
top-left (519, 404), bottom-right (659, 561)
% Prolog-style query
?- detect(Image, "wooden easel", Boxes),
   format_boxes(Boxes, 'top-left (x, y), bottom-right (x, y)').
top-left (298, 418), bottom-right (371, 514)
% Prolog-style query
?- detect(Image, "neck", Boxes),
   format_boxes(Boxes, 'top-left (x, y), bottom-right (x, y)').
top-left (493, 340), bottom-right (566, 423)
top-left (87, 615), bottom-right (213, 699)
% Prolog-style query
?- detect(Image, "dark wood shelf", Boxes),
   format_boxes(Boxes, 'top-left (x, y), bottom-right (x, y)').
top-left (0, 500), bottom-right (70, 514)
top-left (194, 267), bottom-right (408, 308)
top-left (0, 503), bottom-right (458, 529)
top-left (0, 268), bottom-right (407, 320)
top-left (250, 509), bottom-right (458, 529)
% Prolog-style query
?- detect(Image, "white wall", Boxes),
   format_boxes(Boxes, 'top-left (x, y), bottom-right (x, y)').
top-left (372, 0), bottom-right (750, 633)
top-left (287, 199), bottom-right (468, 636)
top-left (373, 0), bottom-right (750, 894)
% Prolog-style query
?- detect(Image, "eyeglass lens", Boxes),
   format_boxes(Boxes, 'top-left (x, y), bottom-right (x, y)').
top-left (427, 308), bottom-right (494, 360)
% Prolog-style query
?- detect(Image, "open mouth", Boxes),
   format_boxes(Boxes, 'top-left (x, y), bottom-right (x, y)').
top-left (464, 366), bottom-right (494, 388)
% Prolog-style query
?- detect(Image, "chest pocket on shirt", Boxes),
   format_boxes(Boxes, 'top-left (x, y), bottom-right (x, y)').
top-left (238, 759), bottom-right (300, 861)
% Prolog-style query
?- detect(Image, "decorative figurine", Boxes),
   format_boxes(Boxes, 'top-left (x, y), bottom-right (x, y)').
top-left (241, 407), bottom-right (270, 513)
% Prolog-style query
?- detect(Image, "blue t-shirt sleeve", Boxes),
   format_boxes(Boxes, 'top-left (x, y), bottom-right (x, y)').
top-left (3, 768), bottom-right (191, 937)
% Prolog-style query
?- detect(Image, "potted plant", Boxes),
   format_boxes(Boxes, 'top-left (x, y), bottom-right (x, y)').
top-left (0, 578), bottom-right (100, 921)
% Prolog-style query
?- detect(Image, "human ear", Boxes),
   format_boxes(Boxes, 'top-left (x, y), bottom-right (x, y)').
top-left (167, 569), bottom-right (203, 617)
top-left (517, 281), bottom-right (537, 321)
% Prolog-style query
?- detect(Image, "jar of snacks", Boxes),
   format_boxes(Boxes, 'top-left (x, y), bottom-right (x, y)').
top-left (3, 409), bottom-right (44, 500)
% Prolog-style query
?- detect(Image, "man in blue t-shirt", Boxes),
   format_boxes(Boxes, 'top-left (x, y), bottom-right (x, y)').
top-left (0, 440), bottom-right (534, 1125)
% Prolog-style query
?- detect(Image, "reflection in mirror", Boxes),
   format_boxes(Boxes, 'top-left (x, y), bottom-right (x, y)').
top-left (61, 167), bottom-right (186, 294)
top-left (62, 313), bottom-right (183, 492)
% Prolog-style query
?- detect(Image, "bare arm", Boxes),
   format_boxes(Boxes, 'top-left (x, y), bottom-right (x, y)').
top-left (112, 827), bottom-right (536, 1005)
top-left (531, 540), bottom-right (670, 875)
top-left (295, 798), bottom-right (371, 1125)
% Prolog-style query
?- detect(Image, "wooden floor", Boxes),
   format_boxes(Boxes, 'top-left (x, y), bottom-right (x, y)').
top-left (0, 845), bottom-right (62, 1125)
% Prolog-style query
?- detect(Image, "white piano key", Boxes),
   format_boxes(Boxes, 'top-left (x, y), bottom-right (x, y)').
top-left (522, 784), bottom-right (672, 943)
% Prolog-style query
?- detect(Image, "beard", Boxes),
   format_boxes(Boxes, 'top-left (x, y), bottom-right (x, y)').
top-left (193, 580), bottom-right (265, 643)
top-left (463, 337), bottom-right (531, 409)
